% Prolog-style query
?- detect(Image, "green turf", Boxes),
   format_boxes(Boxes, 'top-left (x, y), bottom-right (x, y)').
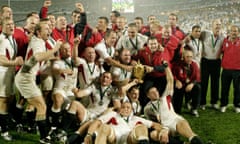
top-left (0, 83), bottom-right (239, 144)
top-left (1, 106), bottom-right (239, 144)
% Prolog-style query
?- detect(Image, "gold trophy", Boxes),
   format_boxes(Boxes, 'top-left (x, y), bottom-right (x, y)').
top-left (133, 61), bottom-right (145, 83)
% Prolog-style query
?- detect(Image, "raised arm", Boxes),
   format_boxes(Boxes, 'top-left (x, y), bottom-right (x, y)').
top-left (72, 37), bottom-right (80, 63)
top-left (119, 79), bottom-right (139, 97)
top-left (39, 0), bottom-right (51, 19)
top-left (165, 65), bottom-right (174, 93)
top-left (74, 2), bottom-right (87, 37)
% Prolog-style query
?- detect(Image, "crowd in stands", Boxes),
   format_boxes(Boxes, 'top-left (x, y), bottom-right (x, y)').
top-left (0, 0), bottom-right (240, 144)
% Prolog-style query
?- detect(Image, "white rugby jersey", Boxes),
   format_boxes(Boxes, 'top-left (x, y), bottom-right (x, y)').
top-left (98, 111), bottom-right (152, 144)
top-left (144, 89), bottom-right (179, 126)
top-left (53, 57), bottom-right (78, 95)
top-left (110, 66), bottom-right (132, 82)
top-left (76, 57), bottom-right (104, 89)
top-left (87, 84), bottom-right (117, 116)
top-left (94, 40), bottom-right (115, 63)
top-left (0, 34), bottom-right (17, 72)
top-left (20, 36), bottom-right (46, 75)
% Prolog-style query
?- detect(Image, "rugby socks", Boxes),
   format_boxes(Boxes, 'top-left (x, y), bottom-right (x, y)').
top-left (61, 112), bottom-right (76, 132)
top-left (50, 107), bottom-right (62, 128)
top-left (138, 139), bottom-right (149, 144)
top-left (0, 114), bottom-right (9, 133)
top-left (189, 136), bottom-right (204, 144)
top-left (26, 110), bottom-right (36, 130)
top-left (36, 120), bottom-right (48, 139)
top-left (67, 132), bottom-right (81, 144)
top-left (13, 105), bottom-right (24, 124)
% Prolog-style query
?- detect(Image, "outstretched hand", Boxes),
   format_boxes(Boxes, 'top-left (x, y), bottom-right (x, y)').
top-left (75, 2), bottom-right (84, 13)
top-left (43, 0), bottom-right (51, 7)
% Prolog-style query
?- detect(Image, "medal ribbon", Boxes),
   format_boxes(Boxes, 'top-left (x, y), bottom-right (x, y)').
top-left (99, 86), bottom-right (111, 104)
top-left (63, 58), bottom-right (74, 70)
top-left (87, 63), bottom-right (95, 75)
top-left (211, 34), bottom-right (219, 50)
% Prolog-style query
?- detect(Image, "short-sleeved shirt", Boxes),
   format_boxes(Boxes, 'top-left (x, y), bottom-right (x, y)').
top-left (15, 36), bottom-right (47, 98)
top-left (20, 36), bottom-right (46, 75)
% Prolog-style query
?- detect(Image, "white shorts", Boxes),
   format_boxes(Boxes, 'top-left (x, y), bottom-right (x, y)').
top-left (40, 75), bottom-right (53, 91)
top-left (52, 88), bottom-right (74, 98)
top-left (15, 72), bottom-right (42, 98)
top-left (81, 109), bottom-right (97, 124)
top-left (0, 69), bottom-right (15, 97)
top-left (162, 115), bottom-right (184, 134)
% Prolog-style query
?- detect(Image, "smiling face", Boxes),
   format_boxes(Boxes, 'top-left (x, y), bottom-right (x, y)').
top-left (147, 38), bottom-right (159, 53)
top-left (60, 42), bottom-right (71, 58)
top-left (36, 23), bottom-right (50, 41)
top-left (119, 102), bottom-right (133, 117)
top-left (212, 19), bottom-right (221, 36)
top-left (2, 18), bottom-right (14, 36)
top-left (127, 26), bottom-right (137, 39)
top-left (84, 47), bottom-right (96, 62)
top-left (116, 16), bottom-right (127, 30)
top-left (127, 87), bottom-right (139, 102)
top-left (229, 25), bottom-right (239, 40)
top-left (56, 16), bottom-right (67, 30)
top-left (162, 25), bottom-right (172, 39)
top-left (97, 17), bottom-right (108, 31)
top-left (105, 30), bottom-right (117, 47)
top-left (25, 16), bottom-right (39, 33)
top-left (191, 27), bottom-right (201, 39)
top-left (119, 48), bottom-right (131, 64)
top-left (100, 72), bottom-right (112, 86)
